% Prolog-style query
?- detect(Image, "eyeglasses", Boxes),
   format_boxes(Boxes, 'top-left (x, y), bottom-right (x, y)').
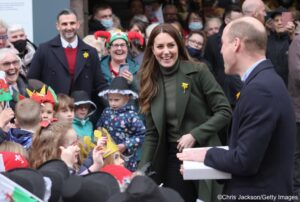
top-left (0, 34), bottom-right (8, 40)
top-left (0, 60), bottom-right (20, 68)
top-left (111, 43), bottom-right (127, 49)
top-left (188, 39), bottom-right (203, 47)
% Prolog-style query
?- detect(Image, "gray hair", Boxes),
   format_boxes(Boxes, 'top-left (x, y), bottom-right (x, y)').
top-left (7, 24), bottom-right (25, 36)
top-left (0, 19), bottom-right (8, 30)
top-left (0, 48), bottom-right (21, 63)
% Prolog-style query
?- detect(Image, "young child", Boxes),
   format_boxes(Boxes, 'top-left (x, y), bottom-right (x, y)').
top-left (27, 85), bottom-right (58, 122)
top-left (30, 120), bottom-right (104, 174)
top-left (56, 94), bottom-right (75, 124)
top-left (97, 77), bottom-right (145, 171)
top-left (71, 90), bottom-right (97, 140)
top-left (7, 99), bottom-right (40, 150)
top-left (80, 128), bottom-right (125, 172)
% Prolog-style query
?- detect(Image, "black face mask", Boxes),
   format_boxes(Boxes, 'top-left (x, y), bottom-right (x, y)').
top-left (12, 39), bottom-right (27, 53)
top-left (187, 46), bottom-right (202, 59)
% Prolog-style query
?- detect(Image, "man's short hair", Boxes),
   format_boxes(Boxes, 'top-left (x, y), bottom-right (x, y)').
top-left (56, 9), bottom-right (78, 21)
top-left (227, 18), bottom-right (267, 53)
top-left (223, 4), bottom-right (242, 22)
top-left (92, 3), bottom-right (112, 17)
top-left (15, 98), bottom-right (41, 129)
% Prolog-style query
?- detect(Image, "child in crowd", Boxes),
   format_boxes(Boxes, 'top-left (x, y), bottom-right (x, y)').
top-left (56, 94), bottom-right (74, 124)
top-left (30, 120), bottom-right (104, 175)
top-left (71, 90), bottom-right (97, 140)
top-left (97, 77), bottom-right (145, 171)
top-left (7, 99), bottom-right (40, 150)
top-left (27, 85), bottom-right (58, 122)
top-left (80, 127), bottom-right (125, 172)
top-left (0, 141), bottom-right (28, 160)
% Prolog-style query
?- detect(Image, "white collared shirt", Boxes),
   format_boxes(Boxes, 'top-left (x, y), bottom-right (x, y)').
top-left (241, 58), bottom-right (266, 82)
top-left (61, 36), bottom-right (78, 48)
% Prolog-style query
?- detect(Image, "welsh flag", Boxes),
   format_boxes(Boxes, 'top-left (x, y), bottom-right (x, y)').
top-left (0, 174), bottom-right (41, 202)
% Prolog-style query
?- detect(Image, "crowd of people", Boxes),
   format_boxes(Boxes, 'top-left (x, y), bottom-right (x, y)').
top-left (0, 0), bottom-right (300, 201)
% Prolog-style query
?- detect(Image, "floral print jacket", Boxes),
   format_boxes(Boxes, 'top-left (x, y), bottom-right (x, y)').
top-left (96, 104), bottom-right (145, 171)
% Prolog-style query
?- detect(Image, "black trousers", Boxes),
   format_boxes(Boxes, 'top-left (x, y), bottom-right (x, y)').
top-left (164, 142), bottom-right (198, 202)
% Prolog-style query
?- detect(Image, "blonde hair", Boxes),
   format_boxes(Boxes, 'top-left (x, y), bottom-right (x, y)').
top-left (29, 121), bottom-right (72, 169)
top-left (15, 98), bottom-right (41, 129)
top-left (0, 141), bottom-right (29, 159)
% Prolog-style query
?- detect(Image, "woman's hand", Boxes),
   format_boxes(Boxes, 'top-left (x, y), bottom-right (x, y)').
top-left (176, 133), bottom-right (196, 152)
top-left (120, 70), bottom-right (133, 84)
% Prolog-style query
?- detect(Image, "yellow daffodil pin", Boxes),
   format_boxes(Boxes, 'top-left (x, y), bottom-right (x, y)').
top-left (236, 92), bottom-right (240, 100)
top-left (83, 51), bottom-right (89, 59)
top-left (181, 82), bottom-right (189, 93)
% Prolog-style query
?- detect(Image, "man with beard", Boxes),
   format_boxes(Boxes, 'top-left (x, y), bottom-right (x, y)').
top-left (7, 24), bottom-right (36, 75)
top-left (28, 9), bottom-right (108, 113)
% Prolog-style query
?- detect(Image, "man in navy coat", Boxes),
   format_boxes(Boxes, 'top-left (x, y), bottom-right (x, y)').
top-left (28, 9), bottom-right (107, 105)
top-left (178, 17), bottom-right (297, 201)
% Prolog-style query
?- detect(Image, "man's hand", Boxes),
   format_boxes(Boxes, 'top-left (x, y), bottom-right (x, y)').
top-left (177, 147), bottom-right (209, 162)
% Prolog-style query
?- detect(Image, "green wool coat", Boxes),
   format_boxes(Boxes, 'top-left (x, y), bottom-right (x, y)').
top-left (139, 60), bottom-right (232, 202)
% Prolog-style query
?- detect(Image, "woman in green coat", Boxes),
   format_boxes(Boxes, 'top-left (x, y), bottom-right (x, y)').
top-left (138, 23), bottom-right (232, 202)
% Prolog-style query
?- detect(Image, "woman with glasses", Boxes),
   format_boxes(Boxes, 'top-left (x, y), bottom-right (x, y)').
top-left (185, 30), bottom-right (212, 71)
top-left (0, 48), bottom-right (29, 108)
top-left (99, 31), bottom-right (141, 93)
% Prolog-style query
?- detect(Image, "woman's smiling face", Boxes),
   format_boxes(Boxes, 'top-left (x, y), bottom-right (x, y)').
top-left (152, 32), bottom-right (178, 68)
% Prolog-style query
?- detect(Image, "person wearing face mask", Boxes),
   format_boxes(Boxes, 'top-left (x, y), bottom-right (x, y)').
top-left (7, 24), bottom-right (36, 76)
top-left (186, 11), bottom-right (204, 33)
top-left (185, 31), bottom-right (212, 71)
top-left (88, 3), bottom-right (115, 34)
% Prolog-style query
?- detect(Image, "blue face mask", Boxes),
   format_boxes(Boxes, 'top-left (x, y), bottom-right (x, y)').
top-left (187, 46), bottom-right (202, 59)
top-left (188, 22), bottom-right (203, 31)
top-left (100, 19), bottom-right (113, 29)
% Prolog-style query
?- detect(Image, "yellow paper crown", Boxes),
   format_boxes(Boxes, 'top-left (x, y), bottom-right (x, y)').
top-left (94, 128), bottom-right (119, 158)
top-left (78, 136), bottom-right (96, 160)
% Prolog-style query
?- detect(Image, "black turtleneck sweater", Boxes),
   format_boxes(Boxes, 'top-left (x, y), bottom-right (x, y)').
top-left (159, 60), bottom-right (181, 143)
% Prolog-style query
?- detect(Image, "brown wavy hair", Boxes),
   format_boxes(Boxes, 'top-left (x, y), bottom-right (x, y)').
top-left (138, 23), bottom-right (189, 113)
top-left (29, 121), bottom-right (72, 169)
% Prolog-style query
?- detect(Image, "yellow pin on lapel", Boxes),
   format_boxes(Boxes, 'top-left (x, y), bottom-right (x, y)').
top-left (236, 92), bottom-right (240, 100)
top-left (83, 51), bottom-right (89, 58)
top-left (181, 82), bottom-right (189, 93)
